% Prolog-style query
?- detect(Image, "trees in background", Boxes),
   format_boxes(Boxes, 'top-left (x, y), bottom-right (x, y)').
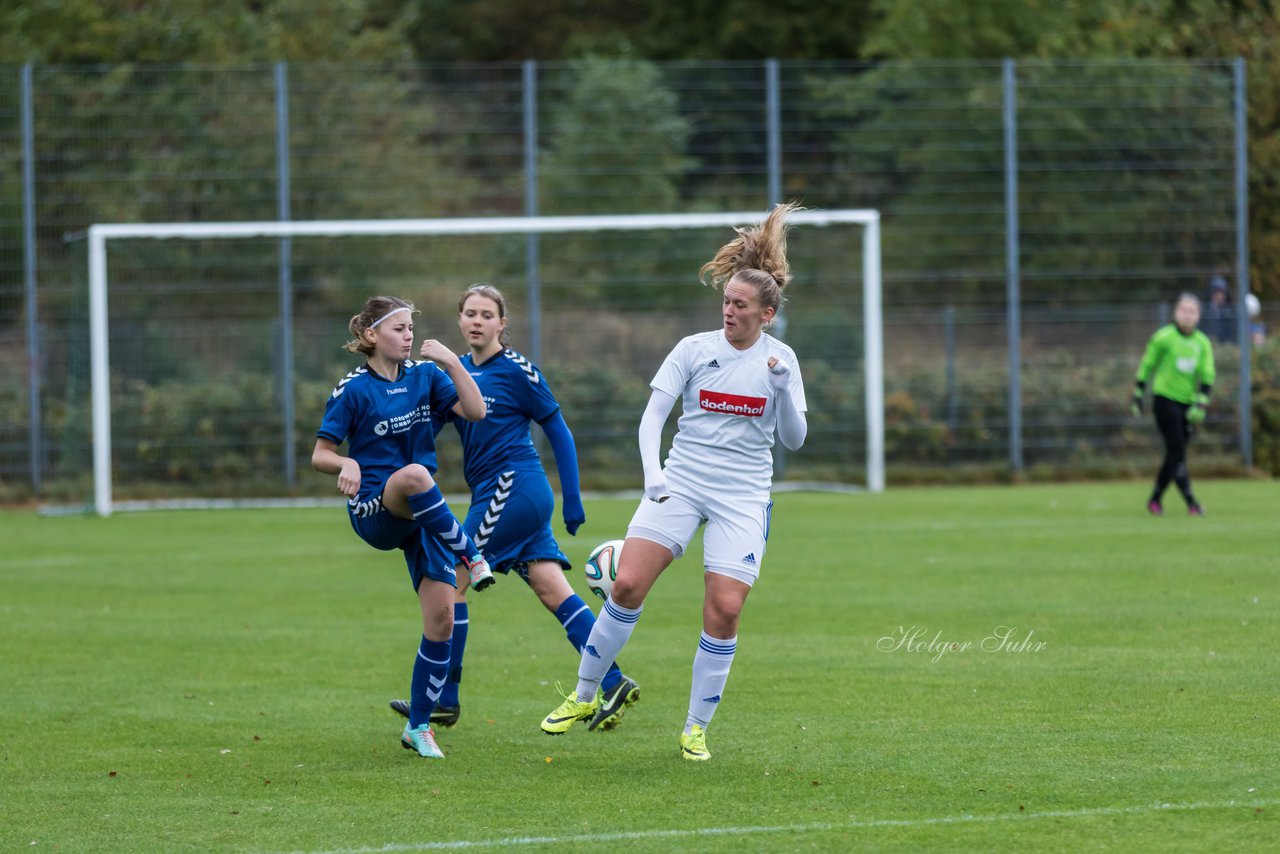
top-left (867, 0), bottom-right (1278, 300)
top-left (3, 0), bottom-right (1270, 299)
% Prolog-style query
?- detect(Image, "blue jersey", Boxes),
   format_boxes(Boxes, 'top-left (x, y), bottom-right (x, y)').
top-left (317, 360), bottom-right (460, 506)
top-left (444, 348), bottom-right (562, 488)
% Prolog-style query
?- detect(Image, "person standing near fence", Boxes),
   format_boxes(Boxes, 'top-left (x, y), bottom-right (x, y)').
top-left (538, 203), bottom-right (809, 761)
top-left (1131, 293), bottom-right (1216, 516)
top-left (388, 284), bottom-right (641, 732)
top-left (312, 295), bottom-right (496, 760)
top-left (1201, 271), bottom-right (1235, 344)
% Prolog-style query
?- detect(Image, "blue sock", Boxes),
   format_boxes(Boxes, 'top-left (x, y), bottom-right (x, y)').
top-left (439, 602), bottom-right (468, 707)
top-left (408, 486), bottom-right (479, 563)
top-left (555, 594), bottom-right (622, 693)
top-left (409, 636), bottom-right (451, 728)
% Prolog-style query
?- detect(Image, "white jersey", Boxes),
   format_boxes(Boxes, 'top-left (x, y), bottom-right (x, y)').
top-left (650, 329), bottom-right (807, 496)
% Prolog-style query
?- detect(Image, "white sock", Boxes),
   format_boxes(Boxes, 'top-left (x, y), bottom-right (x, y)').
top-left (686, 631), bottom-right (736, 732)
top-left (576, 598), bottom-right (642, 701)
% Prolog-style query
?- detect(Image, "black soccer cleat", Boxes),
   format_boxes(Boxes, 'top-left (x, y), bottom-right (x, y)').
top-left (389, 699), bottom-right (461, 728)
top-left (588, 675), bottom-right (640, 732)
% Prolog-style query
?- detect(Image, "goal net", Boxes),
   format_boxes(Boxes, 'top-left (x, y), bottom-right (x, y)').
top-left (71, 210), bottom-right (882, 516)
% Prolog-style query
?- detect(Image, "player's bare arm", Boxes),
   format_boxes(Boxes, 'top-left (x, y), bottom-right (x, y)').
top-left (311, 437), bottom-right (361, 496)
top-left (421, 338), bottom-right (486, 421)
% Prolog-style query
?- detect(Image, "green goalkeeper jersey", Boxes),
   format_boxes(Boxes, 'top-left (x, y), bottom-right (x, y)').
top-left (1136, 324), bottom-right (1216, 404)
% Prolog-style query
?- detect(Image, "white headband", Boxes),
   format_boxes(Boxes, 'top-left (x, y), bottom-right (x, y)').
top-left (369, 306), bottom-right (411, 330)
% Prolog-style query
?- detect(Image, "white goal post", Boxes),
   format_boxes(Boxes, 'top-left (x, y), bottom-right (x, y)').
top-left (87, 209), bottom-right (884, 516)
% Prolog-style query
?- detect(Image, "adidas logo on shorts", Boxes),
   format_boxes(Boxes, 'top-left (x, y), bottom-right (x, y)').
top-left (742, 552), bottom-right (757, 566)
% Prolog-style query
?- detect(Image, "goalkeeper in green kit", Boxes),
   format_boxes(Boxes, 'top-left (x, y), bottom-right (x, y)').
top-left (1131, 293), bottom-right (1216, 516)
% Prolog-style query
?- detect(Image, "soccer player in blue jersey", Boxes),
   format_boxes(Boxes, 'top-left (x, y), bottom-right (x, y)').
top-left (390, 284), bottom-right (640, 731)
top-left (312, 295), bottom-right (496, 760)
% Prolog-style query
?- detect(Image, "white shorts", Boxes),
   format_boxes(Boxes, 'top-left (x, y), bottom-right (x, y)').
top-left (627, 486), bottom-right (774, 587)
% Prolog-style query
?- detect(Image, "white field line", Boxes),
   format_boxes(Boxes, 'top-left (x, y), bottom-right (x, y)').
top-left (272, 798), bottom-right (1276, 854)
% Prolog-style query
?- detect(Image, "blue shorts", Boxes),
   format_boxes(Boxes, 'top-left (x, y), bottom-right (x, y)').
top-left (347, 497), bottom-right (459, 592)
top-left (462, 468), bottom-right (569, 576)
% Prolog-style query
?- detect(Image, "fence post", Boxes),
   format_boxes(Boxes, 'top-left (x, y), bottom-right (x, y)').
top-left (522, 60), bottom-right (543, 369)
top-left (766, 59), bottom-right (781, 206)
top-left (22, 64), bottom-right (41, 495)
top-left (944, 305), bottom-right (957, 431)
top-left (1003, 59), bottom-right (1023, 473)
top-left (275, 61), bottom-right (296, 488)
top-left (765, 59), bottom-right (789, 477)
top-left (1233, 57), bottom-right (1252, 469)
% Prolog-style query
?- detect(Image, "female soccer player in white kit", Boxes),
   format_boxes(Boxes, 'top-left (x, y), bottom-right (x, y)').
top-left (539, 203), bottom-right (808, 760)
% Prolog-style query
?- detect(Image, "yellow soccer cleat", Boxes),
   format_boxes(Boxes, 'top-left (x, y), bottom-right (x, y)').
top-left (540, 683), bottom-right (599, 735)
top-left (679, 725), bottom-right (711, 761)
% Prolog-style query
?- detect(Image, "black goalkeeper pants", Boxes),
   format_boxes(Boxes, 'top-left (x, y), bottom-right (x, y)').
top-left (1151, 395), bottom-right (1196, 506)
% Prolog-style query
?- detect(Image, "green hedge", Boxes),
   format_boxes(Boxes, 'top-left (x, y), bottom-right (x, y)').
top-left (3, 340), bottom-right (1275, 503)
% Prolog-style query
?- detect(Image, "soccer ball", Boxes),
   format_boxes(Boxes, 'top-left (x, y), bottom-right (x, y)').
top-left (583, 539), bottom-right (625, 602)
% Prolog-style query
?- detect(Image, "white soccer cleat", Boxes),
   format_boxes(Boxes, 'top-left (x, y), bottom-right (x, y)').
top-left (463, 555), bottom-right (495, 591)
top-left (401, 722), bottom-right (444, 759)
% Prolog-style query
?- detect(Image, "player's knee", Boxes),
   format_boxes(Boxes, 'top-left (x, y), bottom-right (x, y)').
top-left (424, 609), bottom-right (454, 640)
top-left (398, 463), bottom-right (436, 492)
top-left (609, 575), bottom-right (646, 608)
top-left (703, 594), bottom-right (743, 635)
top-left (705, 609), bottom-right (740, 638)
top-left (528, 562), bottom-right (571, 606)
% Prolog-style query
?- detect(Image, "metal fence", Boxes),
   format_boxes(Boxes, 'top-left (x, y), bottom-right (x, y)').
top-left (0, 59), bottom-right (1252, 504)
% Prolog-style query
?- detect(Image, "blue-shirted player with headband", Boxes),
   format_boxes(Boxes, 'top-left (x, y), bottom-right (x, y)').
top-left (390, 284), bottom-right (640, 732)
top-left (312, 295), bottom-right (495, 760)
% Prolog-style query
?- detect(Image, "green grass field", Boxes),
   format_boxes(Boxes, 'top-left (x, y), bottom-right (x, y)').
top-left (2, 481), bottom-right (1277, 852)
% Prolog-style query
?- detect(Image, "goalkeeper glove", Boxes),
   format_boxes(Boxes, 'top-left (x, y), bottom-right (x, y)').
top-left (1130, 385), bottom-right (1145, 417)
top-left (1187, 392), bottom-right (1209, 424)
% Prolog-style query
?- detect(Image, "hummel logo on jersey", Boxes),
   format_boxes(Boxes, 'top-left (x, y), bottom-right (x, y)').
top-left (707, 359), bottom-right (720, 368)
top-left (584, 644), bottom-right (602, 659)
top-left (330, 366), bottom-right (366, 399)
top-left (742, 552), bottom-right (757, 566)
top-left (348, 495), bottom-right (384, 518)
top-left (476, 471), bottom-right (514, 548)
top-left (385, 387), bottom-right (407, 395)
top-left (504, 349), bottom-right (541, 384)
top-left (702, 694), bottom-right (721, 704)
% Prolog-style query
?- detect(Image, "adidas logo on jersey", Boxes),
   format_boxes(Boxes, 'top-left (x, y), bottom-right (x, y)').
top-left (707, 359), bottom-right (720, 368)
top-left (742, 552), bottom-right (757, 566)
